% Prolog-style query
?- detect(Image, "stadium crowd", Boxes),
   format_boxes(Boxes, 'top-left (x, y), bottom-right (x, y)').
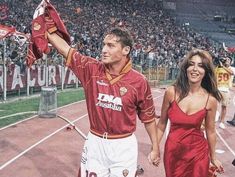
top-left (0, 0), bottom-right (232, 72)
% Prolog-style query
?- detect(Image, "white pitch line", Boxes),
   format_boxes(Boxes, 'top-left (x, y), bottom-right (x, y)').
top-left (0, 111), bottom-right (37, 120)
top-left (57, 115), bottom-right (87, 140)
top-left (0, 100), bottom-right (85, 131)
top-left (152, 89), bottom-right (162, 93)
top-left (0, 114), bottom-right (88, 170)
top-left (0, 115), bottom-right (38, 131)
top-left (153, 95), bottom-right (164, 100)
top-left (216, 129), bottom-right (235, 157)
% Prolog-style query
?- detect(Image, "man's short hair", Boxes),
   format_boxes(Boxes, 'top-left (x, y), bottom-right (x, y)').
top-left (107, 28), bottom-right (133, 51)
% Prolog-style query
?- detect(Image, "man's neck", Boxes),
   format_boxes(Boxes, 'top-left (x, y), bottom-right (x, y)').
top-left (106, 58), bottom-right (129, 75)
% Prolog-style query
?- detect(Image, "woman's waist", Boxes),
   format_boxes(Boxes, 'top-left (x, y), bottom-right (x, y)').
top-left (168, 128), bottom-right (205, 143)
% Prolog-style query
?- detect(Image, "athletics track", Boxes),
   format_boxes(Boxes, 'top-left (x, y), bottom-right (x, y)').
top-left (0, 87), bottom-right (235, 177)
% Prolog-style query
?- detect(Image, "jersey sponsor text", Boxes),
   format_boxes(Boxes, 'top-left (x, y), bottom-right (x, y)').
top-left (96, 93), bottom-right (122, 111)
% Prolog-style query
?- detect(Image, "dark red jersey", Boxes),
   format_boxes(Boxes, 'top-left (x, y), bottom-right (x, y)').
top-left (66, 48), bottom-right (156, 136)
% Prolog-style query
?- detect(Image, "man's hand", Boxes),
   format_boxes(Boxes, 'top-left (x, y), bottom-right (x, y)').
top-left (147, 150), bottom-right (160, 167)
top-left (211, 158), bottom-right (224, 174)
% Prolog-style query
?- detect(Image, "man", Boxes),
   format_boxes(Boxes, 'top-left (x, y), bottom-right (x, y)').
top-left (47, 28), bottom-right (160, 176)
top-left (215, 57), bottom-right (235, 129)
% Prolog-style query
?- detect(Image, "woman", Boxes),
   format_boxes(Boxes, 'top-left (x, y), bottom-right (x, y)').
top-left (157, 49), bottom-right (224, 177)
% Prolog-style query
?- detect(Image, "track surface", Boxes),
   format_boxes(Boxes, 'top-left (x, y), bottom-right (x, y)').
top-left (0, 87), bottom-right (235, 177)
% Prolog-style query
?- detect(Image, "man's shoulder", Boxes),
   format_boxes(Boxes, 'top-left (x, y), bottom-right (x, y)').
top-left (129, 69), bottom-right (147, 81)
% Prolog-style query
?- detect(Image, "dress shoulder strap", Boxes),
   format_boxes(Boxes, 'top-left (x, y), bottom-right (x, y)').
top-left (174, 86), bottom-right (176, 101)
top-left (205, 94), bottom-right (210, 108)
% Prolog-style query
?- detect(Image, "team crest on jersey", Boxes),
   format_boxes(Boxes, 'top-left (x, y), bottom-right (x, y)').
top-left (33, 22), bottom-right (41, 31)
top-left (122, 169), bottom-right (129, 176)
top-left (120, 87), bottom-right (127, 96)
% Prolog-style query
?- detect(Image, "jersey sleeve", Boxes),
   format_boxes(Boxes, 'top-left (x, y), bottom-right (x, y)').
top-left (136, 78), bottom-right (156, 123)
top-left (65, 48), bottom-right (99, 87)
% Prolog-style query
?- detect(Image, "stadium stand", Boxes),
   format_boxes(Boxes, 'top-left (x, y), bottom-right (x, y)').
top-left (0, 0), bottom-right (235, 100)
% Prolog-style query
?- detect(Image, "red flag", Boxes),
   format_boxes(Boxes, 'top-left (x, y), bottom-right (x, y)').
top-left (26, 0), bottom-right (70, 67)
top-left (0, 24), bottom-right (15, 39)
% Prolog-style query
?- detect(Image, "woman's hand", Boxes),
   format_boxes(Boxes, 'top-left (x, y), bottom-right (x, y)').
top-left (211, 158), bottom-right (224, 174)
top-left (147, 150), bottom-right (161, 167)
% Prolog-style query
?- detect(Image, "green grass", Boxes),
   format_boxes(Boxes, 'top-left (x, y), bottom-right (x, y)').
top-left (0, 88), bottom-right (85, 128)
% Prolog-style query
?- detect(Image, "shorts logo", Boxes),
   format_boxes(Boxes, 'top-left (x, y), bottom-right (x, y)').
top-left (120, 87), bottom-right (127, 96)
top-left (122, 169), bottom-right (129, 177)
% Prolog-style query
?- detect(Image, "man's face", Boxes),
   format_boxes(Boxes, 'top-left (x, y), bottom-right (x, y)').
top-left (101, 34), bottom-right (128, 65)
top-left (224, 57), bottom-right (232, 67)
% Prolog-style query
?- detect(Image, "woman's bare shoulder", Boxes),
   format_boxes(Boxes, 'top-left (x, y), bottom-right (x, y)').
top-left (165, 85), bottom-right (175, 94)
top-left (164, 86), bottom-right (175, 102)
top-left (207, 94), bottom-right (218, 109)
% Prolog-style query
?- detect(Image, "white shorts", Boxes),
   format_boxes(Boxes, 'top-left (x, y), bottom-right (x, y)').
top-left (80, 132), bottom-right (138, 177)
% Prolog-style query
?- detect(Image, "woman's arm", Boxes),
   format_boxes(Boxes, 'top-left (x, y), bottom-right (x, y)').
top-left (145, 120), bottom-right (160, 166)
top-left (157, 86), bottom-right (173, 144)
top-left (205, 96), bottom-right (224, 173)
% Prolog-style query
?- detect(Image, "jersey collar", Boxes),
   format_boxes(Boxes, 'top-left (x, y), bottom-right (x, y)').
top-left (105, 59), bottom-right (132, 85)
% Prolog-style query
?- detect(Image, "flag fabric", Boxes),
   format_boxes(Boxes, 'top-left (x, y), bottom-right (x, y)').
top-left (12, 32), bottom-right (30, 46)
top-left (0, 24), bottom-right (15, 39)
top-left (46, 1), bottom-right (71, 44)
top-left (223, 42), bottom-right (235, 53)
top-left (26, 0), bottom-right (70, 67)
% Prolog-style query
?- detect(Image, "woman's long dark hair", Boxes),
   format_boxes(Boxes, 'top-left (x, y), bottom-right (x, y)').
top-left (174, 49), bottom-right (222, 102)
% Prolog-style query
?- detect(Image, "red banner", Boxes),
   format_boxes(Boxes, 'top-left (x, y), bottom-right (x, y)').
top-left (0, 64), bottom-right (78, 92)
top-left (0, 24), bottom-right (15, 39)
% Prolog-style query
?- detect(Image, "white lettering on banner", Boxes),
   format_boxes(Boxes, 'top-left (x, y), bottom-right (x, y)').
top-left (0, 66), bottom-right (3, 90)
top-left (58, 65), bottom-right (63, 83)
top-left (0, 64), bottom-right (79, 92)
top-left (49, 65), bottom-right (56, 85)
top-left (58, 66), bottom-right (67, 85)
top-left (29, 65), bottom-right (36, 86)
top-left (96, 93), bottom-right (123, 111)
top-left (68, 69), bottom-right (77, 84)
top-left (11, 66), bottom-right (23, 90)
top-left (38, 66), bottom-right (46, 86)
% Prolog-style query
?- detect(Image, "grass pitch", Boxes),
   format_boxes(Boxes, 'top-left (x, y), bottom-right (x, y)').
top-left (0, 88), bottom-right (85, 128)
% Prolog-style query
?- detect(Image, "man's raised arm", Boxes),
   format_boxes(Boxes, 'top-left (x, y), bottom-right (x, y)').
top-left (47, 32), bottom-right (71, 59)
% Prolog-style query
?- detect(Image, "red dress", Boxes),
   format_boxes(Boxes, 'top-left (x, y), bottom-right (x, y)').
top-left (164, 100), bottom-right (210, 177)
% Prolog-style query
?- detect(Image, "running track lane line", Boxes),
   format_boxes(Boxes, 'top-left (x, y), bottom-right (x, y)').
top-left (0, 114), bottom-right (88, 170)
top-left (0, 94), bottom-right (164, 170)
top-left (216, 129), bottom-right (235, 157)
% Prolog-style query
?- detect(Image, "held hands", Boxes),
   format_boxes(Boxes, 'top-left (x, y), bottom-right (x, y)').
top-left (147, 150), bottom-right (160, 167)
top-left (211, 158), bottom-right (224, 174)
